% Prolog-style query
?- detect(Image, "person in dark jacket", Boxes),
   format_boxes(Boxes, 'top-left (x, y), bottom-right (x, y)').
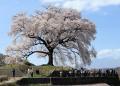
top-left (12, 68), bottom-right (15, 77)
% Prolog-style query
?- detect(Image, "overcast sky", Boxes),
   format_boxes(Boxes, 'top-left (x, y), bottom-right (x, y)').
top-left (0, 0), bottom-right (120, 68)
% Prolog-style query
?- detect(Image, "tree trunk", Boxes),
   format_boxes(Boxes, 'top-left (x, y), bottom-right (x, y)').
top-left (48, 53), bottom-right (54, 66)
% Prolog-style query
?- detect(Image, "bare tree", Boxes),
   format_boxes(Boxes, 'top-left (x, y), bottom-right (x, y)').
top-left (6, 6), bottom-right (96, 66)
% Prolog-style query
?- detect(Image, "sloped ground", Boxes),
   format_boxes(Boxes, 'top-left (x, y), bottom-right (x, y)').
top-left (0, 77), bottom-right (23, 86)
top-left (0, 64), bottom-right (28, 77)
top-left (0, 64), bottom-right (71, 77)
top-left (0, 65), bottom-right (120, 86)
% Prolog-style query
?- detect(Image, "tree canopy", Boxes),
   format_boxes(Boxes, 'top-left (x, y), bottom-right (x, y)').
top-left (7, 6), bottom-right (96, 66)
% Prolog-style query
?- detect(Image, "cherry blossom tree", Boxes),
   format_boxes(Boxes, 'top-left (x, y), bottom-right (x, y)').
top-left (7, 6), bottom-right (96, 66)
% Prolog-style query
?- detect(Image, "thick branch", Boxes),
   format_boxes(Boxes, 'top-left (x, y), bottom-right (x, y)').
top-left (28, 34), bottom-right (48, 47)
top-left (24, 50), bottom-right (49, 57)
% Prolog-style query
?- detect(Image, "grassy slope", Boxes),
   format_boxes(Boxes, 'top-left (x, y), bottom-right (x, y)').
top-left (0, 65), bottom-right (71, 86)
top-left (33, 65), bottom-right (71, 77)
top-left (0, 64), bottom-right (71, 77)
top-left (0, 65), bottom-right (120, 86)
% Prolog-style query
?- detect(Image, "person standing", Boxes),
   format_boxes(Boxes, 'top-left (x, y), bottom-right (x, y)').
top-left (27, 68), bottom-right (30, 77)
top-left (12, 68), bottom-right (15, 78)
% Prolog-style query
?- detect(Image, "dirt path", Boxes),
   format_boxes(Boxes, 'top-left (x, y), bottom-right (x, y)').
top-left (0, 77), bottom-right (23, 85)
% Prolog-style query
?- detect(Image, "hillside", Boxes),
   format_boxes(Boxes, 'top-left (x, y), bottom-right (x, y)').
top-left (0, 64), bottom-right (71, 77)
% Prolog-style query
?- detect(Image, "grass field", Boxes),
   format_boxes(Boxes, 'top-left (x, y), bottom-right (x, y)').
top-left (0, 64), bottom-right (71, 77)
top-left (32, 65), bottom-right (71, 77)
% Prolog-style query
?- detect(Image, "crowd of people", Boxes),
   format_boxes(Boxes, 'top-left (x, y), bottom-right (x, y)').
top-left (11, 67), bottom-right (118, 78)
top-left (50, 68), bottom-right (118, 78)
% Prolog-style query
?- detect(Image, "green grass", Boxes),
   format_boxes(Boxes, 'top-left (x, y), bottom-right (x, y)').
top-left (0, 64), bottom-right (71, 78)
top-left (32, 65), bottom-right (71, 77)
top-left (0, 64), bottom-right (16, 69)
top-left (0, 65), bottom-right (65, 85)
